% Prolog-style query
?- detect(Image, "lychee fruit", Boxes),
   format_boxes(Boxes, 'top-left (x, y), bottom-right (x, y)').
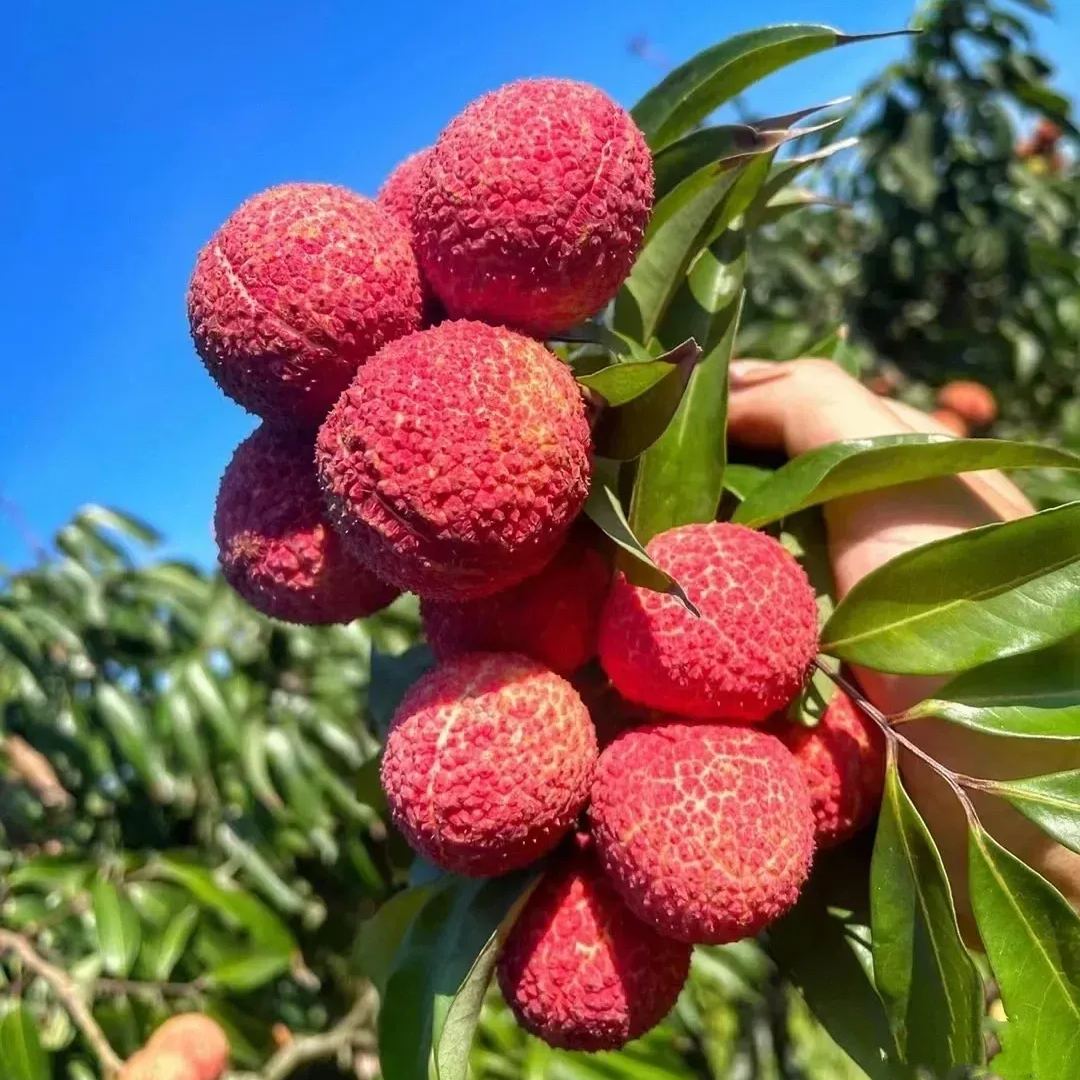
top-left (215, 424), bottom-right (397, 624)
top-left (120, 1051), bottom-right (199, 1080)
top-left (598, 523), bottom-right (819, 722)
top-left (589, 720), bottom-right (815, 944)
top-left (930, 407), bottom-right (970, 437)
top-left (381, 653), bottom-right (597, 876)
top-left (414, 78), bottom-right (653, 337)
top-left (188, 183), bottom-right (423, 427)
top-left (936, 380), bottom-right (997, 428)
top-left (421, 529), bottom-right (610, 675)
top-left (497, 837), bottom-right (691, 1051)
top-left (774, 690), bottom-right (886, 849)
top-left (146, 1013), bottom-right (230, 1080)
top-left (316, 320), bottom-right (591, 600)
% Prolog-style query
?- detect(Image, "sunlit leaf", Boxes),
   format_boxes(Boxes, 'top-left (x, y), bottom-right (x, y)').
top-left (91, 878), bottom-right (142, 977)
top-left (0, 1005), bottom-right (49, 1080)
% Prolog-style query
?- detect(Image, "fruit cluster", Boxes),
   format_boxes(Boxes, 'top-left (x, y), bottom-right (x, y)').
top-left (189, 77), bottom-right (886, 1052)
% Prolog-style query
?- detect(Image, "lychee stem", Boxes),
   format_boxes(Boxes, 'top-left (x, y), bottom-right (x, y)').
top-left (812, 658), bottom-right (988, 824)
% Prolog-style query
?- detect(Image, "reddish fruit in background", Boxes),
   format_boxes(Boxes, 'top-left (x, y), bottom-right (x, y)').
top-left (598, 523), bottom-right (819, 722)
top-left (316, 320), bottom-right (591, 600)
top-left (936, 380), bottom-right (997, 428)
top-left (589, 720), bottom-right (815, 944)
top-left (215, 424), bottom-right (397, 624)
top-left (381, 653), bottom-right (597, 876)
top-left (498, 837), bottom-right (691, 1051)
top-left (120, 1051), bottom-right (199, 1080)
top-left (774, 690), bottom-right (886, 848)
top-left (930, 407), bottom-right (970, 437)
top-left (421, 529), bottom-right (610, 675)
top-left (414, 78), bottom-right (653, 336)
top-left (188, 183), bottom-right (423, 427)
top-left (146, 1013), bottom-right (230, 1080)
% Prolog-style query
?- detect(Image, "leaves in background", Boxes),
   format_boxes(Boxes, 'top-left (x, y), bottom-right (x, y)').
top-left (368, 644), bottom-right (435, 736)
top-left (0, 1005), bottom-right (50, 1080)
top-left (903, 635), bottom-right (1080, 738)
top-left (91, 878), bottom-right (142, 977)
top-left (969, 825), bottom-right (1080, 1080)
top-left (823, 502), bottom-right (1080, 674)
top-left (734, 435), bottom-right (1080, 527)
top-left (870, 760), bottom-right (984, 1072)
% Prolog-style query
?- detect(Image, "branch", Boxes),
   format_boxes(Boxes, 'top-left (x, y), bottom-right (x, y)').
top-left (96, 976), bottom-right (208, 1000)
top-left (230, 984), bottom-right (378, 1080)
top-left (0, 929), bottom-right (124, 1077)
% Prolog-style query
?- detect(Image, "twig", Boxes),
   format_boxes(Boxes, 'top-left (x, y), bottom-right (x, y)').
top-left (96, 976), bottom-right (208, 1000)
top-left (229, 984), bottom-right (378, 1080)
top-left (0, 929), bottom-right (124, 1077)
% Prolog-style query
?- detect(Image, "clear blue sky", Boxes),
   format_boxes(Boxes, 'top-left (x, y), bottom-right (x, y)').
top-left (3, 1), bottom-right (1078, 569)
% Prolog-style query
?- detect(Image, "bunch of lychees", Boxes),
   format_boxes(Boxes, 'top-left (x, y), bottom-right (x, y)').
top-left (189, 77), bottom-right (885, 1052)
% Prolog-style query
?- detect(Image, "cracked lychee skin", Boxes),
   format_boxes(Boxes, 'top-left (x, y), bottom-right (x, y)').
top-left (414, 78), bottom-right (653, 337)
top-left (421, 530), bottom-right (610, 675)
top-left (598, 523), bottom-right (820, 722)
top-left (381, 653), bottom-right (597, 875)
top-left (775, 691), bottom-right (886, 849)
top-left (316, 320), bottom-right (591, 600)
top-left (589, 720), bottom-right (815, 944)
top-left (936, 380), bottom-right (997, 428)
top-left (497, 838), bottom-right (691, 1051)
top-left (215, 424), bottom-right (397, 624)
top-left (188, 183), bottom-right (423, 427)
top-left (146, 1014), bottom-right (229, 1080)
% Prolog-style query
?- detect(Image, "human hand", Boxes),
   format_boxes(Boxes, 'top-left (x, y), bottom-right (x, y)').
top-left (728, 357), bottom-right (1080, 933)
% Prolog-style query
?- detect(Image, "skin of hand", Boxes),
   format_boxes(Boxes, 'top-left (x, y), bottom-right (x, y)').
top-left (729, 358), bottom-right (1080, 939)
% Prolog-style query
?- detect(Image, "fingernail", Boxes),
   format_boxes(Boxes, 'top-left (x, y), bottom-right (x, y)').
top-left (729, 359), bottom-right (788, 388)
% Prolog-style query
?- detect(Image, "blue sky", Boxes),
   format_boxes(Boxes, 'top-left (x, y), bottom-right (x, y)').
top-left (3, 0), bottom-right (1078, 570)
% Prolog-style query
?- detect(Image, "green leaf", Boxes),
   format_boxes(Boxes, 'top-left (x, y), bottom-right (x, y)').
top-left (354, 883), bottom-right (441, 993)
top-left (91, 878), bottom-right (142, 977)
top-left (631, 24), bottom-right (901, 149)
top-left (94, 684), bottom-right (174, 802)
top-left (550, 322), bottom-right (651, 362)
top-left (870, 761), bottom-right (984, 1071)
top-left (990, 771), bottom-right (1080, 855)
top-left (379, 874), bottom-right (533, 1080)
top-left (0, 607), bottom-right (44, 676)
top-left (734, 435), bottom-right (1080, 527)
top-left (151, 905), bottom-right (199, 981)
top-left (903, 636), bottom-right (1080, 738)
top-left (0, 1005), bottom-right (49, 1080)
top-left (368, 643), bottom-right (435, 737)
top-left (208, 952), bottom-right (290, 991)
top-left (823, 502), bottom-right (1080, 675)
top-left (768, 845), bottom-right (909, 1080)
top-left (584, 461), bottom-right (699, 615)
top-left (76, 504), bottom-right (162, 547)
top-left (588, 340), bottom-right (703, 460)
top-left (652, 123), bottom-right (787, 198)
top-left (723, 463), bottom-right (773, 500)
top-left (969, 825), bottom-right (1080, 1080)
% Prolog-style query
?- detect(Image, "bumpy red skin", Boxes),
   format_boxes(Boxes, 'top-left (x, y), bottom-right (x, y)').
top-left (775, 691), bottom-right (886, 849)
top-left (498, 839), bottom-right (691, 1051)
top-left (936, 380), bottom-right (998, 427)
top-left (414, 78), bottom-right (654, 337)
top-left (589, 720), bottom-right (815, 944)
top-left (316, 320), bottom-right (591, 600)
top-left (188, 183), bottom-right (423, 427)
top-left (146, 1014), bottom-right (230, 1080)
top-left (421, 531), bottom-right (610, 675)
top-left (381, 653), bottom-right (598, 876)
top-left (215, 425), bottom-right (397, 624)
top-left (599, 523), bottom-right (820, 722)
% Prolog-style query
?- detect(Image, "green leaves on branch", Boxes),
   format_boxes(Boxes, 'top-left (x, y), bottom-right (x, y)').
top-left (0, 1006), bottom-right (49, 1080)
top-left (903, 635), bottom-right (1080, 739)
top-left (823, 502), bottom-right (1080, 674)
top-left (969, 827), bottom-right (1080, 1080)
top-left (870, 761), bottom-right (984, 1072)
top-left (734, 434), bottom-right (1080, 527)
top-left (91, 878), bottom-right (142, 977)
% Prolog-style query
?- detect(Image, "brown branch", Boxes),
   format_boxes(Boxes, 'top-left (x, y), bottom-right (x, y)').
top-left (2, 735), bottom-right (73, 809)
top-left (0, 929), bottom-right (124, 1077)
top-left (96, 976), bottom-right (208, 1000)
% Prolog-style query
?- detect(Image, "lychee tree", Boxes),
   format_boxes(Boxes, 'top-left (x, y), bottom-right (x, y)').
top-left (3, 18), bottom-right (1080, 1080)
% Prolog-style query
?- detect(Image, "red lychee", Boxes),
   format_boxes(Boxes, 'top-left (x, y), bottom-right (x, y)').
top-left (930, 407), bottom-right (970, 437)
top-left (120, 1051), bottom-right (199, 1080)
top-left (146, 1014), bottom-right (229, 1080)
top-left (316, 320), bottom-right (591, 600)
top-left (380, 653), bottom-right (597, 876)
top-left (936, 380), bottom-right (997, 428)
top-left (421, 529), bottom-right (610, 675)
top-left (497, 838), bottom-right (691, 1051)
top-left (774, 690), bottom-right (886, 849)
top-left (589, 720), bottom-right (815, 944)
top-left (598, 523), bottom-right (819, 722)
top-left (215, 424), bottom-right (397, 624)
top-left (414, 78), bottom-right (653, 337)
top-left (188, 183), bottom-right (423, 427)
